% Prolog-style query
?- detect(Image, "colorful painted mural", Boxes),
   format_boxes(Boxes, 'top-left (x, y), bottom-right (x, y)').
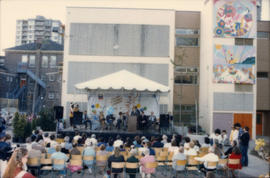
top-left (214, 0), bottom-right (256, 38)
top-left (213, 45), bottom-right (255, 84)
top-left (214, 45), bottom-right (255, 65)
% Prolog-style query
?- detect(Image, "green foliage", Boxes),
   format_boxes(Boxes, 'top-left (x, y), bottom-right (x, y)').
top-left (24, 120), bottom-right (32, 138)
top-left (37, 108), bottom-right (56, 131)
top-left (12, 113), bottom-right (27, 139)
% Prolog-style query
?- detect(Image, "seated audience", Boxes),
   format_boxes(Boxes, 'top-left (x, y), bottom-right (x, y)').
top-left (82, 140), bottom-right (95, 174)
top-left (224, 140), bottom-right (238, 158)
top-left (152, 137), bottom-right (163, 148)
top-left (61, 136), bottom-right (72, 154)
top-left (202, 137), bottom-right (211, 148)
top-left (106, 139), bottom-right (114, 152)
top-left (126, 149), bottom-right (139, 178)
top-left (140, 149), bottom-right (156, 178)
top-left (107, 147), bottom-right (125, 178)
top-left (194, 147), bottom-right (219, 176)
top-left (168, 140), bottom-right (179, 154)
top-left (28, 144), bottom-right (42, 159)
top-left (172, 146), bottom-right (186, 172)
top-left (51, 145), bottom-right (69, 172)
top-left (70, 143), bottom-right (81, 155)
top-left (184, 137), bottom-right (191, 149)
top-left (185, 142), bottom-right (197, 156)
top-left (210, 129), bottom-right (222, 145)
top-left (193, 140), bottom-right (201, 152)
top-left (228, 146), bottom-right (242, 170)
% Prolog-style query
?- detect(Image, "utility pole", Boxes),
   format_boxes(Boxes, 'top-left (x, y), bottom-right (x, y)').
top-left (32, 40), bottom-right (42, 113)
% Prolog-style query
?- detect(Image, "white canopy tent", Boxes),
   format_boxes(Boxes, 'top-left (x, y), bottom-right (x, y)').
top-left (75, 70), bottom-right (169, 116)
top-left (75, 69), bottom-right (169, 92)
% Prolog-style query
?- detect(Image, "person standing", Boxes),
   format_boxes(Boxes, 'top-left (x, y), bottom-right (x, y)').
top-left (82, 110), bottom-right (92, 130)
top-left (240, 127), bottom-right (250, 167)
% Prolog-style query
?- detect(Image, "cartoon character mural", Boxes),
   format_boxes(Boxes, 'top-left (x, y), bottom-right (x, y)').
top-left (213, 45), bottom-right (256, 84)
top-left (214, 0), bottom-right (256, 38)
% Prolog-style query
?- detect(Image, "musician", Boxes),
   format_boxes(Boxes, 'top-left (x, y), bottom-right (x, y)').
top-left (131, 106), bottom-right (140, 117)
top-left (91, 110), bottom-right (100, 130)
top-left (116, 112), bottom-right (123, 130)
top-left (148, 112), bottom-right (156, 128)
top-left (83, 110), bottom-right (92, 130)
top-left (69, 103), bottom-right (74, 128)
top-left (123, 112), bottom-right (129, 130)
top-left (99, 111), bottom-right (105, 130)
top-left (139, 111), bottom-right (148, 130)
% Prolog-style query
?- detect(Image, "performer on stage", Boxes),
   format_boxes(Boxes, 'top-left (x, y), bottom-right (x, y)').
top-left (83, 110), bottom-right (92, 130)
top-left (123, 112), bottom-right (129, 130)
top-left (149, 111), bottom-right (157, 129)
top-left (69, 103), bottom-right (74, 128)
top-left (91, 110), bottom-right (100, 130)
top-left (140, 111), bottom-right (148, 130)
top-left (116, 112), bottom-right (123, 130)
top-left (99, 111), bottom-right (105, 130)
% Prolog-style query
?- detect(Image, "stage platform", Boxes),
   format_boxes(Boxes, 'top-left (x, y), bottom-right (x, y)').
top-left (58, 127), bottom-right (172, 140)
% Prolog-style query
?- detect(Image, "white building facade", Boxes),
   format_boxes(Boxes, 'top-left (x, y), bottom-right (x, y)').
top-left (62, 7), bottom-right (175, 119)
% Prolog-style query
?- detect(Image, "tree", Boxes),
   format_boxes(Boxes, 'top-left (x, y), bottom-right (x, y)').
top-left (37, 108), bottom-right (56, 131)
top-left (13, 113), bottom-right (27, 140)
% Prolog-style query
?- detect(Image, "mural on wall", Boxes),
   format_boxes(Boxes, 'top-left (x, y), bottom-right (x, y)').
top-left (214, 0), bottom-right (256, 38)
top-left (213, 45), bottom-right (255, 84)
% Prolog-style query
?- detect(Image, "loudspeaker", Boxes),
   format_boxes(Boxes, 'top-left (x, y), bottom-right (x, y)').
top-left (73, 111), bottom-right (83, 125)
top-left (54, 106), bottom-right (63, 120)
top-left (159, 114), bottom-right (169, 128)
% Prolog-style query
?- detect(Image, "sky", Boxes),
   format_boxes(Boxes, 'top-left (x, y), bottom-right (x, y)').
top-left (0, 0), bottom-right (269, 56)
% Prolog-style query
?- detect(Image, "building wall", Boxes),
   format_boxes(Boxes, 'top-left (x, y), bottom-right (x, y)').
top-left (200, 0), bottom-right (257, 139)
top-left (62, 7), bottom-right (175, 118)
top-left (3, 50), bottom-right (63, 112)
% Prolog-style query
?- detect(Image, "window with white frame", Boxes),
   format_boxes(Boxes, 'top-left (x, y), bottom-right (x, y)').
top-left (42, 55), bottom-right (48, 68)
top-left (48, 92), bottom-right (54, 99)
top-left (21, 55), bottom-right (28, 63)
top-left (50, 56), bottom-right (56, 68)
top-left (29, 55), bottom-right (35, 67)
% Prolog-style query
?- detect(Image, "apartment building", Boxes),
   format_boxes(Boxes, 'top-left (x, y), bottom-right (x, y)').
top-left (16, 16), bottom-right (64, 46)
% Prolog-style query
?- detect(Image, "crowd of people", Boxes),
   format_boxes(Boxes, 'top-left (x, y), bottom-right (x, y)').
top-left (0, 121), bottom-right (250, 178)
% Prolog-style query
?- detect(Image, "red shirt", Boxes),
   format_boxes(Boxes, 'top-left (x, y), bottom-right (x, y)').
top-left (14, 167), bottom-right (36, 178)
top-left (228, 153), bottom-right (242, 169)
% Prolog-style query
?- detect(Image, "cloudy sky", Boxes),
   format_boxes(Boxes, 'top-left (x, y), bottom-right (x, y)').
top-left (0, 0), bottom-right (269, 55)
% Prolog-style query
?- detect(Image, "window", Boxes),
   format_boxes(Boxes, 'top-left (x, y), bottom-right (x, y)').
top-left (257, 72), bottom-right (268, 78)
top-left (257, 32), bottom-right (269, 39)
top-left (0, 58), bottom-right (5, 66)
top-left (175, 29), bottom-right (199, 35)
top-left (42, 56), bottom-right (48, 68)
top-left (48, 93), bottom-right (54, 99)
top-left (49, 74), bottom-right (55, 81)
top-left (159, 104), bottom-right (168, 114)
top-left (235, 38), bottom-right (253, 46)
top-left (173, 104), bottom-right (196, 126)
top-left (174, 67), bottom-right (198, 84)
top-left (176, 37), bottom-right (199, 46)
top-left (175, 75), bottom-right (197, 84)
top-left (41, 75), bottom-right (46, 81)
top-left (50, 56), bottom-right (56, 68)
top-left (21, 55), bottom-right (28, 63)
top-left (29, 55), bottom-right (35, 67)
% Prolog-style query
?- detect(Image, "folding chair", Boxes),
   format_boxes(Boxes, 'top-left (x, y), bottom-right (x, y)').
top-left (77, 146), bottom-right (84, 154)
top-left (205, 161), bottom-right (218, 175)
top-left (95, 155), bottom-right (107, 175)
top-left (68, 159), bottom-right (83, 177)
top-left (111, 162), bottom-right (125, 178)
top-left (145, 162), bottom-right (158, 177)
top-left (71, 154), bottom-right (82, 160)
top-left (186, 156), bottom-right (200, 176)
top-left (174, 160), bottom-right (187, 177)
top-left (125, 162), bottom-right (139, 178)
top-left (217, 159), bottom-right (228, 176)
top-left (27, 157), bottom-right (41, 176)
top-left (228, 159), bottom-right (241, 177)
top-left (156, 152), bottom-right (168, 176)
top-left (83, 155), bottom-right (95, 175)
top-left (52, 159), bottom-right (66, 178)
top-left (40, 158), bottom-right (52, 176)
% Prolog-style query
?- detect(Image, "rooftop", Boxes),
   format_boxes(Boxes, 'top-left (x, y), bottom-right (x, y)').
top-left (6, 40), bottom-right (63, 51)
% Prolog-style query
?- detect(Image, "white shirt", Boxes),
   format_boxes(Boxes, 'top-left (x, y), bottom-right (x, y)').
top-left (164, 143), bottom-right (171, 148)
top-left (168, 146), bottom-right (179, 154)
top-left (113, 139), bottom-right (123, 147)
top-left (185, 148), bottom-right (197, 156)
top-left (194, 153), bottom-right (219, 169)
top-left (210, 134), bottom-right (222, 144)
top-left (184, 143), bottom-right (190, 149)
top-left (232, 130), bottom-right (239, 142)
top-left (85, 138), bottom-right (97, 146)
top-left (73, 135), bottom-right (82, 142)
